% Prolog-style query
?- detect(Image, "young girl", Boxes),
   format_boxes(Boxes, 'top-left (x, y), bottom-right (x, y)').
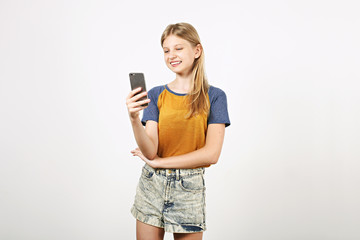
top-left (126, 22), bottom-right (230, 240)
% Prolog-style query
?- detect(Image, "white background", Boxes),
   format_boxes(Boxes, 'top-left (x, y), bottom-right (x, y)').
top-left (1, 0), bottom-right (359, 239)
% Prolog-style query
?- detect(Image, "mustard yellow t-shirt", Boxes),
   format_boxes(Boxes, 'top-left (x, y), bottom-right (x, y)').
top-left (142, 85), bottom-right (230, 162)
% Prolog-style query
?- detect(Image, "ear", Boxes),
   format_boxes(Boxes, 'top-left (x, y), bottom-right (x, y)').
top-left (194, 44), bottom-right (202, 59)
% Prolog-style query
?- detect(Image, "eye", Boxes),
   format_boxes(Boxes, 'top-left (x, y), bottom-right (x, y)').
top-left (164, 50), bottom-right (169, 53)
top-left (176, 48), bottom-right (183, 51)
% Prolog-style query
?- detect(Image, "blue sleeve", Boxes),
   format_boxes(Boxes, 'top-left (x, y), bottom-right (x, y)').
top-left (141, 86), bottom-right (164, 126)
top-left (208, 86), bottom-right (231, 127)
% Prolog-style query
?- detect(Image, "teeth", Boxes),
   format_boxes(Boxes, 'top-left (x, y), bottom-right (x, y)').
top-left (171, 61), bottom-right (181, 65)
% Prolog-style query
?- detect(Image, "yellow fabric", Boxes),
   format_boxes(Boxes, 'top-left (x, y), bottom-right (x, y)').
top-left (157, 88), bottom-right (209, 162)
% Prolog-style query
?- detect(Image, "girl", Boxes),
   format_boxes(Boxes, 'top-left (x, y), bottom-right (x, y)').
top-left (126, 22), bottom-right (230, 240)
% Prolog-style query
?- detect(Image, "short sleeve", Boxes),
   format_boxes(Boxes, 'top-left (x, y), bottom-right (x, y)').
top-left (208, 86), bottom-right (231, 127)
top-left (141, 86), bottom-right (164, 126)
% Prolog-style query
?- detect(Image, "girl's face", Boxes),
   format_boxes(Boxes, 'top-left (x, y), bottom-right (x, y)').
top-left (162, 35), bottom-right (201, 76)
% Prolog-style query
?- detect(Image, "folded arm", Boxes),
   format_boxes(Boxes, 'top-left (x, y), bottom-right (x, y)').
top-left (132, 123), bottom-right (226, 168)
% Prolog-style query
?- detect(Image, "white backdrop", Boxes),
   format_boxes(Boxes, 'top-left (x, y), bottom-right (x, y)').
top-left (1, 0), bottom-right (359, 239)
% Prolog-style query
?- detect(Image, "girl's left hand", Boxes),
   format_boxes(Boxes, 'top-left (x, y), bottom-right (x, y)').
top-left (131, 148), bottom-right (159, 168)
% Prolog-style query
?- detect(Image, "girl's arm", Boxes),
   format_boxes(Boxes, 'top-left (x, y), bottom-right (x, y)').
top-left (132, 123), bottom-right (226, 168)
top-left (126, 88), bottom-right (158, 159)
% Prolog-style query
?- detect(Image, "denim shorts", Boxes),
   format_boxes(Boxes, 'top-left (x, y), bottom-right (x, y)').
top-left (131, 163), bottom-right (206, 233)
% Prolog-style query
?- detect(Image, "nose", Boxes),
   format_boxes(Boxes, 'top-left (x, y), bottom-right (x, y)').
top-left (168, 51), bottom-right (177, 60)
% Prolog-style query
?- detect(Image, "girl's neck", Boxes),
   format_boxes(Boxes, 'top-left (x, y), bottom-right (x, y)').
top-left (168, 73), bottom-right (193, 94)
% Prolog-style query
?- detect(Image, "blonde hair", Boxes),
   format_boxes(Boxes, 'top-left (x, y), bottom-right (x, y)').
top-left (161, 22), bottom-right (209, 117)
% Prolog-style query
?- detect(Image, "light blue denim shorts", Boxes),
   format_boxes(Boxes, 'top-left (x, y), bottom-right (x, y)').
top-left (131, 163), bottom-right (206, 233)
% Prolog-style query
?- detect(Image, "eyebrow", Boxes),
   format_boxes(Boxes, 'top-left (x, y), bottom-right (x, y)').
top-left (163, 44), bottom-right (184, 49)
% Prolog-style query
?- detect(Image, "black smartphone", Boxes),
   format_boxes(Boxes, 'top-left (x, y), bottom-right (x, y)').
top-left (129, 72), bottom-right (148, 107)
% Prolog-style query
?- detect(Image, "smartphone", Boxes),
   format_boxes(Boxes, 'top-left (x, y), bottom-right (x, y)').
top-left (129, 72), bottom-right (148, 107)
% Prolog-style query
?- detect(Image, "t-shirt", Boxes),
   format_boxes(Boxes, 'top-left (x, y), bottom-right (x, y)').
top-left (142, 84), bottom-right (230, 160)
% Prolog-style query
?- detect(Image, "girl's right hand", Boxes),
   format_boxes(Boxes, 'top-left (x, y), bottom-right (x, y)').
top-left (126, 87), bottom-right (151, 121)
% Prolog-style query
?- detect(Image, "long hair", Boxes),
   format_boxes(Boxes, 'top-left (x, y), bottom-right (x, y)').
top-left (161, 22), bottom-right (209, 117)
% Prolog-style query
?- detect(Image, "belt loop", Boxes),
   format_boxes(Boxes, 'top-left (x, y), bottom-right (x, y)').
top-left (176, 169), bottom-right (180, 181)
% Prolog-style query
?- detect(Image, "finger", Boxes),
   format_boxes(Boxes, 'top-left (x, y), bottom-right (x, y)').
top-left (127, 93), bottom-right (145, 105)
top-left (126, 87), bottom-right (143, 100)
top-left (130, 91), bottom-right (148, 102)
top-left (128, 98), bottom-right (149, 108)
top-left (135, 150), bottom-right (142, 155)
top-left (128, 101), bottom-right (150, 112)
top-left (128, 105), bottom-right (147, 113)
top-left (130, 87), bottom-right (144, 98)
top-left (133, 153), bottom-right (145, 160)
top-left (129, 97), bottom-right (150, 107)
top-left (131, 87), bottom-right (142, 96)
top-left (131, 151), bottom-right (138, 156)
top-left (131, 99), bottom-right (150, 108)
top-left (128, 108), bottom-right (142, 114)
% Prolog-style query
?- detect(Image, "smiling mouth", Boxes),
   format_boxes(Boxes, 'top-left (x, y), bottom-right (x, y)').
top-left (170, 61), bottom-right (182, 66)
